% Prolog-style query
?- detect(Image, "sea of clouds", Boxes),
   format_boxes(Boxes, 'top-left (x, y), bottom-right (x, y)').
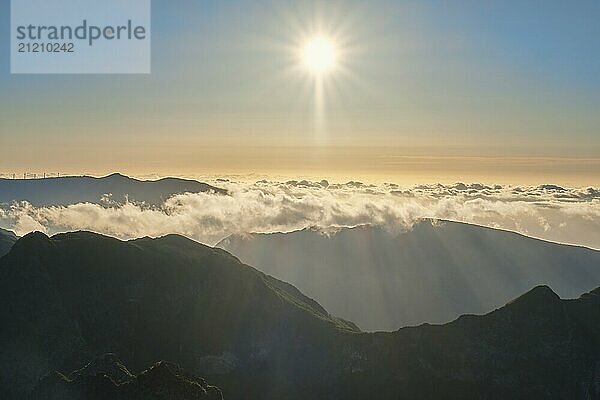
top-left (1, 179), bottom-right (599, 249)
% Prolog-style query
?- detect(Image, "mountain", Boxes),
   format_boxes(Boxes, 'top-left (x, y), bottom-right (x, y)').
top-left (0, 173), bottom-right (226, 207)
top-left (218, 220), bottom-right (600, 331)
top-left (0, 231), bottom-right (598, 399)
top-left (0, 231), bottom-right (357, 399)
top-left (30, 354), bottom-right (223, 400)
top-left (356, 284), bottom-right (600, 399)
top-left (0, 228), bottom-right (18, 258)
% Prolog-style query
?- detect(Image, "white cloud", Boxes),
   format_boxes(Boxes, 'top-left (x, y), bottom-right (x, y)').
top-left (1, 180), bottom-right (599, 249)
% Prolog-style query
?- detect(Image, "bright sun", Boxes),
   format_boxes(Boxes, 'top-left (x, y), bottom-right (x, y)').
top-left (302, 36), bottom-right (337, 74)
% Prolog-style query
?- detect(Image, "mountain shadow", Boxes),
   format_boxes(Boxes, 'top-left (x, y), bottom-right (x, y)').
top-left (0, 231), bottom-right (598, 399)
top-left (0, 173), bottom-right (226, 207)
top-left (219, 220), bottom-right (600, 331)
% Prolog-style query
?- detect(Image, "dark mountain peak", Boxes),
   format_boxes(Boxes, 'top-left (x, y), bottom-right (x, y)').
top-left (131, 233), bottom-right (213, 254)
top-left (53, 230), bottom-right (102, 239)
top-left (51, 230), bottom-right (117, 243)
top-left (505, 285), bottom-right (560, 309)
top-left (523, 284), bottom-right (560, 299)
top-left (31, 357), bottom-right (223, 400)
top-left (134, 234), bottom-right (245, 266)
top-left (153, 233), bottom-right (202, 246)
top-left (136, 361), bottom-right (224, 399)
top-left (137, 360), bottom-right (184, 382)
top-left (68, 353), bottom-right (133, 385)
top-left (104, 172), bottom-right (129, 180)
top-left (20, 230), bottom-right (50, 241)
top-left (49, 231), bottom-right (131, 254)
top-left (38, 370), bottom-right (70, 386)
top-left (9, 231), bottom-right (51, 255)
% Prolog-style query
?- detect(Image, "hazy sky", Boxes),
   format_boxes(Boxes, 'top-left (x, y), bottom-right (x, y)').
top-left (0, 0), bottom-right (599, 184)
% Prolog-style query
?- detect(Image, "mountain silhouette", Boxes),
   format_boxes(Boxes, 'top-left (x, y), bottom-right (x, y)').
top-left (30, 353), bottom-right (223, 400)
top-left (0, 231), bottom-right (598, 399)
top-left (219, 220), bottom-right (600, 331)
top-left (0, 173), bottom-right (226, 207)
top-left (0, 231), bottom-right (356, 399)
top-left (0, 228), bottom-right (18, 258)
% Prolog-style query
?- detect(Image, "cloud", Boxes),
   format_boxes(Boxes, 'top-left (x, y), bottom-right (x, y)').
top-left (0, 180), bottom-right (599, 249)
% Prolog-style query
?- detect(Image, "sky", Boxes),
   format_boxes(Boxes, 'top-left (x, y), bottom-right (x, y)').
top-left (0, 0), bottom-right (599, 185)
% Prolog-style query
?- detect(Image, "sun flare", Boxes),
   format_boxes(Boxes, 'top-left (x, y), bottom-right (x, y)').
top-left (302, 36), bottom-right (337, 74)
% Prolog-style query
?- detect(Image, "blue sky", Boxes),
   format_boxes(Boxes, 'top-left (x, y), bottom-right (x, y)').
top-left (0, 0), bottom-right (598, 183)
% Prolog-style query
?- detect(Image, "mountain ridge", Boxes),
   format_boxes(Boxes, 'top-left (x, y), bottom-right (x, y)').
top-left (1, 230), bottom-right (598, 399)
top-left (226, 218), bottom-right (599, 251)
top-left (0, 173), bottom-right (226, 207)
top-left (219, 219), bottom-right (600, 330)
top-left (30, 353), bottom-right (224, 400)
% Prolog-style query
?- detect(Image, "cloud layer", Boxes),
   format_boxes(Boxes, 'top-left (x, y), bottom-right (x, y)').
top-left (1, 179), bottom-right (599, 249)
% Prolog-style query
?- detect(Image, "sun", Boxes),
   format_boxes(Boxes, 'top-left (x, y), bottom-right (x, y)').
top-left (302, 36), bottom-right (337, 75)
